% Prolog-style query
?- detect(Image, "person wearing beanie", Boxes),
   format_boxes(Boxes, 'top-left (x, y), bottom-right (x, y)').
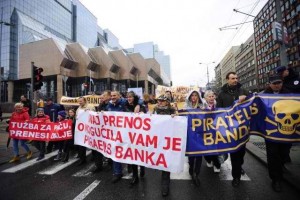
top-left (32, 108), bottom-right (50, 161)
top-left (54, 111), bottom-right (67, 161)
top-left (276, 66), bottom-right (300, 93)
top-left (58, 110), bottom-right (66, 119)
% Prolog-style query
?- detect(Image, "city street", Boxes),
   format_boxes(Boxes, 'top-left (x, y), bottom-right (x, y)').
top-left (0, 149), bottom-right (299, 200)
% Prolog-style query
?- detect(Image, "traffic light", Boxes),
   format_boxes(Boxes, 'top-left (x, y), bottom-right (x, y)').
top-left (33, 66), bottom-right (43, 91)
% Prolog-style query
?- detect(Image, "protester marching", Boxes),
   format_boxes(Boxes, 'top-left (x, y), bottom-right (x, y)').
top-left (3, 71), bottom-right (300, 197)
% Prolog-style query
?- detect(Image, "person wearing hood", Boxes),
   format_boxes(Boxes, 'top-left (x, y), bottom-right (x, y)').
top-left (217, 72), bottom-right (249, 187)
top-left (32, 108), bottom-right (50, 161)
top-left (184, 89), bottom-right (203, 186)
top-left (276, 66), bottom-right (300, 93)
top-left (124, 91), bottom-right (147, 186)
top-left (9, 103), bottom-right (32, 163)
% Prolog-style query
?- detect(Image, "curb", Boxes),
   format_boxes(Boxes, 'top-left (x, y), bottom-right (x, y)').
top-left (246, 142), bottom-right (300, 192)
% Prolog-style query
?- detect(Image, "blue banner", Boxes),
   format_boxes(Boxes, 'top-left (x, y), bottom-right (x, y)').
top-left (179, 94), bottom-right (300, 156)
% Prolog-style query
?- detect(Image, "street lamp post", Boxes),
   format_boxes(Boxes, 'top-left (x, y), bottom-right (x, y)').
top-left (199, 62), bottom-right (215, 88)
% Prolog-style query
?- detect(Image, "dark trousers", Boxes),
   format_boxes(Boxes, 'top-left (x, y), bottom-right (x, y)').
top-left (161, 171), bottom-right (170, 188)
top-left (63, 140), bottom-right (73, 161)
top-left (57, 141), bottom-right (65, 153)
top-left (131, 165), bottom-right (145, 178)
top-left (230, 146), bottom-right (246, 179)
top-left (92, 150), bottom-right (103, 169)
top-left (188, 156), bottom-right (202, 175)
top-left (34, 141), bottom-right (45, 156)
top-left (78, 146), bottom-right (86, 161)
top-left (265, 140), bottom-right (290, 181)
top-left (47, 141), bottom-right (58, 152)
top-left (204, 155), bottom-right (221, 168)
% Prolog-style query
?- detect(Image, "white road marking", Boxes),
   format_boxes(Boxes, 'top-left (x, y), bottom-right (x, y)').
top-left (122, 173), bottom-right (133, 179)
top-left (171, 157), bottom-right (191, 180)
top-left (73, 180), bottom-right (101, 200)
top-left (2, 151), bottom-right (58, 173)
top-left (219, 157), bottom-right (251, 181)
top-left (72, 163), bottom-right (94, 177)
top-left (38, 151), bottom-right (91, 175)
top-left (169, 156), bottom-right (251, 181)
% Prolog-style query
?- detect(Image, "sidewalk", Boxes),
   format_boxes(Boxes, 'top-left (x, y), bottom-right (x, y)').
top-left (246, 135), bottom-right (300, 191)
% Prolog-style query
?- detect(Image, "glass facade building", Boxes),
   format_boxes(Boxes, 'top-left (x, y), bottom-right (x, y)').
top-left (0, 0), bottom-right (117, 102)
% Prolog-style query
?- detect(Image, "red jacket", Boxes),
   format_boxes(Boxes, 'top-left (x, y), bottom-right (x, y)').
top-left (10, 107), bottom-right (30, 122)
top-left (32, 115), bottom-right (50, 123)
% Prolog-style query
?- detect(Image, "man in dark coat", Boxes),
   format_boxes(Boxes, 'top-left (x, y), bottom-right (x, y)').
top-left (275, 66), bottom-right (299, 164)
top-left (217, 72), bottom-right (249, 187)
top-left (263, 75), bottom-right (291, 192)
top-left (44, 97), bottom-right (62, 153)
top-left (20, 95), bottom-right (32, 115)
top-left (276, 66), bottom-right (300, 93)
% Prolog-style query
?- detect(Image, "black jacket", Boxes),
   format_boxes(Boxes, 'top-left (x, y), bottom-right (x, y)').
top-left (217, 83), bottom-right (249, 108)
top-left (97, 101), bottom-right (109, 112)
top-left (283, 68), bottom-right (300, 94)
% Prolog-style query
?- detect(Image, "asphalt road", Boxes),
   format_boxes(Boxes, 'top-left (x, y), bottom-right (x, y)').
top-left (0, 151), bottom-right (299, 200)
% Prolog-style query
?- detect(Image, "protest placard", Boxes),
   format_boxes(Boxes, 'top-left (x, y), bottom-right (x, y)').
top-left (75, 111), bottom-right (188, 173)
top-left (9, 120), bottom-right (73, 141)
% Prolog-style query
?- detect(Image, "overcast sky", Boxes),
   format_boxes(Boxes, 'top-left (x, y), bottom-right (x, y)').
top-left (80, 0), bottom-right (268, 87)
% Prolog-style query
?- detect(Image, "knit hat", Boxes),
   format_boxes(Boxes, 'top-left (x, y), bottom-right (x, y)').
top-left (157, 94), bottom-right (169, 102)
top-left (275, 66), bottom-right (288, 74)
top-left (36, 108), bottom-right (44, 113)
top-left (58, 111), bottom-right (66, 118)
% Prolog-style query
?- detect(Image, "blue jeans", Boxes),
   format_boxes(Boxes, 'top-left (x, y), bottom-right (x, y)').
top-left (113, 161), bottom-right (122, 175)
top-left (13, 139), bottom-right (30, 156)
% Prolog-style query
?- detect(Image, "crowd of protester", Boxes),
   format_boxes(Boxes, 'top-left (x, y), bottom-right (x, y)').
top-left (3, 65), bottom-right (299, 196)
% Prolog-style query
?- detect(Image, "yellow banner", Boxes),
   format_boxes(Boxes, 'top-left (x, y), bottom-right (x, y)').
top-left (60, 95), bottom-right (101, 106)
top-left (155, 85), bottom-right (201, 102)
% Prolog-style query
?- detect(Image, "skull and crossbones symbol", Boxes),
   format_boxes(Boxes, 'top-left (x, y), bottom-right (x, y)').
top-left (265, 100), bottom-right (300, 135)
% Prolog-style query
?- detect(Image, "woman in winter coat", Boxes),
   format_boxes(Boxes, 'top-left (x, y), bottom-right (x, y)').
top-left (202, 90), bottom-right (226, 173)
top-left (32, 108), bottom-right (50, 161)
top-left (62, 109), bottom-right (76, 162)
top-left (124, 91), bottom-right (146, 186)
top-left (9, 103), bottom-right (32, 163)
top-left (184, 90), bottom-right (203, 186)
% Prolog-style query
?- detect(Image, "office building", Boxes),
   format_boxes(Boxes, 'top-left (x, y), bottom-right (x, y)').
top-left (235, 34), bottom-right (258, 92)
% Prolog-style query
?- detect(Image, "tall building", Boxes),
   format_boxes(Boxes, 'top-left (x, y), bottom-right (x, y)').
top-left (253, 0), bottom-right (300, 90)
top-left (235, 34), bottom-right (258, 92)
top-left (220, 46), bottom-right (239, 85)
top-left (214, 63), bottom-right (222, 91)
top-left (126, 42), bottom-right (171, 86)
top-left (0, 0), bottom-right (167, 103)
